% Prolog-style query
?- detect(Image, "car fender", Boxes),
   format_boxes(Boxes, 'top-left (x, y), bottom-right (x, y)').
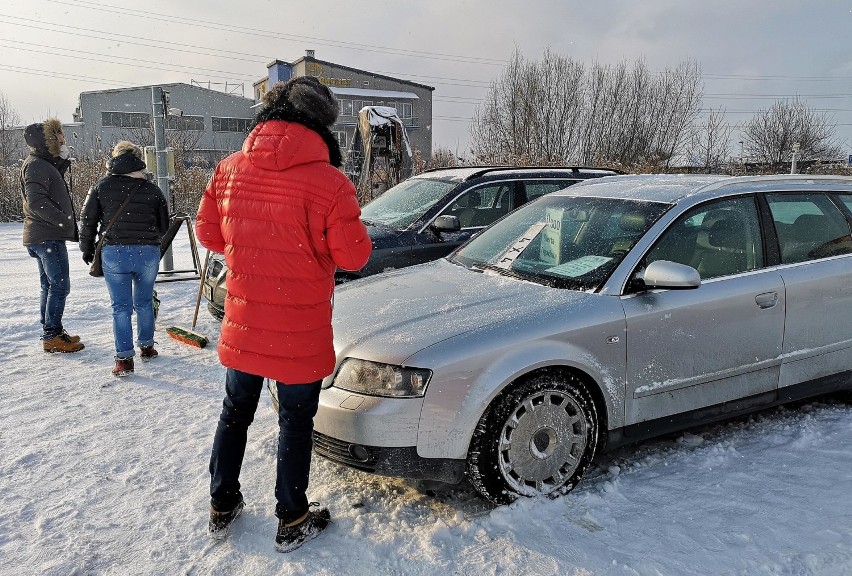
top-left (413, 332), bottom-right (625, 460)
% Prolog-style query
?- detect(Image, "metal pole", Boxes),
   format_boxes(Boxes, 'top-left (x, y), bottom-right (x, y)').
top-left (791, 142), bottom-right (800, 175)
top-left (152, 86), bottom-right (174, 272)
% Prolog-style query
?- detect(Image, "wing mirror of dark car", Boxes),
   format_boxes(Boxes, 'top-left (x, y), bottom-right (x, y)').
top-left (637, 260), bottom-right (701, 290)
top-left (432, 215), bottom-right (461, 232)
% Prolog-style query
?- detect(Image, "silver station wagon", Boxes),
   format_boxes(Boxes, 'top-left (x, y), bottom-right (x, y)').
top-left (309, 174), bottom-right (852, 503)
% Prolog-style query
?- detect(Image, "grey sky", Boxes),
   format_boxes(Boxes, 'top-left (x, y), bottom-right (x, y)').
top-left (1, 0), bottom-right (850, 158)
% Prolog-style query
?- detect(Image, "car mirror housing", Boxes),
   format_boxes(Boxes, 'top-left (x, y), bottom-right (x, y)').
top-left (432, 215), bottom-right (461, 232)
top-left (640, 260), bottom-right (701, 290)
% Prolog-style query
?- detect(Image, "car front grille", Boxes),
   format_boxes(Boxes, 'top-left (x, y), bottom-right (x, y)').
top-left (313, 431), bottom-right (380, 470)
top-left (208, 259), bottom-right (224, 278)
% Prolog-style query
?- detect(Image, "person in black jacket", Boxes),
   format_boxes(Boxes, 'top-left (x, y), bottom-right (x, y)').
top-left (80, 141), bottom-right (169, 377)
top-left (21, 118), bottom-right (85, 353)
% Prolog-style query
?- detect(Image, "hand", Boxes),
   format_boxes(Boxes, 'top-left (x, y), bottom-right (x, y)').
top-left (82, 252), bottom-right (94, 265)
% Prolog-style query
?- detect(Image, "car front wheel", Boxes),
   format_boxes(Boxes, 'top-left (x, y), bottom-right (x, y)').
top-left (467, 373), bottom-right (599, 504)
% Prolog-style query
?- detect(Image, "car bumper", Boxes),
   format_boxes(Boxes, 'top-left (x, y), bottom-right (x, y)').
top-left (312, 431), bottom-right (465, 483)
top-left (312, 386), bottom-right (465, 484)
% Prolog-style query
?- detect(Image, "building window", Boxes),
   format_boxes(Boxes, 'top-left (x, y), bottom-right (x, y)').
top-left (212, 117), bottom-right (252, 133)
top-left (166, 115), bottom-right (205, 131)
top-left (102, 111), bottom-right (150, 128)
top-left (401, 103), bottom-right (412, 118)
top-left (334, 131), bottom-right (347, 149)
top-left (341, 100), bottom-right (353, 116)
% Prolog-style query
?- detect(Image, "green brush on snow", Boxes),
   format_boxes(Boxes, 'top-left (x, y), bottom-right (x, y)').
top-left (166, 250), bottom-right (211, 349)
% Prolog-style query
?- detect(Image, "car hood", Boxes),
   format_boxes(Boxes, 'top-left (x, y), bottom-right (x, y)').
top-left (364, 221), bottom-right (414, 250)
top-left (332, 259), bottom-right (593, 365)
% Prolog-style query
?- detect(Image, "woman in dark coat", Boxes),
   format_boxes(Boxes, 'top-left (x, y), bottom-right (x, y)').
top-left (80, 141), bottom-right (169, 376)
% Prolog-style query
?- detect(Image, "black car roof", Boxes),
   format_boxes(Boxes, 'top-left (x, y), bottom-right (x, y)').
top-left (414, 165), bottom-right (621, 182)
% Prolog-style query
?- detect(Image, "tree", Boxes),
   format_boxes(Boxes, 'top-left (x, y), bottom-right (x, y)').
top-left (0, 92), bottom-right (22, 166)
top-left (742, 98), bottom-right (842, 163)
top-left (470, 49), bottom-right (703, 167)
top-left (470, 48), bottom-right (585, 164)
top-left (687, 108), bottom-right (733, 173)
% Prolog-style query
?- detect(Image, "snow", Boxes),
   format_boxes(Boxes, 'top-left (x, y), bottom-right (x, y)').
top-left (2, 221), bottom-right (852, 575)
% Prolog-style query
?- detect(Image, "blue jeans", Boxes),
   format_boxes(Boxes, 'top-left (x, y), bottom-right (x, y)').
top-left (102, 244), bottom-right (160, 358)
top-left (209, 368), bottom-right (322, 523)
top-left (26, 240), bottom-right (70, 339)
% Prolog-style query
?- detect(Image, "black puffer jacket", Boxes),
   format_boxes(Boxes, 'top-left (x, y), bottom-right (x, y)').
top-left (20, 120), bottom-right (78, 246)
top-left (79, 152), bottom-right (170, 256)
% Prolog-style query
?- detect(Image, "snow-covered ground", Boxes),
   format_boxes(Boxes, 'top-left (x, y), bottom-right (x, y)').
top-left (1, 221), bottom-right (852, 576)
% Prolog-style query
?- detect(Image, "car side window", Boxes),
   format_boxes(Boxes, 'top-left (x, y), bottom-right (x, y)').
top-left (767, 193), bottom-right (852, 264)
top-left (523, 181), bottom-right (576, 202)
top-left (442, 184), bottom-right (511, 228)
top-left (836, 194), bottom-right (852, 216)
top-left (645, 197), bottom-right (764, 280)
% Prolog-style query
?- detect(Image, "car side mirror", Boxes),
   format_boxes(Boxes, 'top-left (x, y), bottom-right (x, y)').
top-left (638, 260), bottom-right (701, 290)
top-left (432, 215), bottom-right (461, 232)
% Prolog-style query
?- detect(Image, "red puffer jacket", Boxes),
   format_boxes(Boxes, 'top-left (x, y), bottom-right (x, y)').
top-left (196, 120), bottom-right (371, 384)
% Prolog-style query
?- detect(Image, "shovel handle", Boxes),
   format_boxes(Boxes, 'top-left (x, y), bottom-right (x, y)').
top-left (192, 249), bottom-right (212, 330)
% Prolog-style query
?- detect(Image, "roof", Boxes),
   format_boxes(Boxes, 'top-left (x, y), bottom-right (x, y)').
top-left (414, 166), bottom-right (620, 182)
top-left (291, 57), bottom-right (434, 91)
top-left (554, 173), bottom-right (852, 204)
top-left (78, 82), bottom-right (255, 103)
top-left (329, 87), bottom-right (419, 99)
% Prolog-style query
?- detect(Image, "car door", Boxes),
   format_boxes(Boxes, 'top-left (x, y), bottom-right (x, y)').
top-left (620, 196), bottom-right (785, 428)
top-left (409, 182), bottom-right (518, 266)
top-left (765, 192), bottom-right (852, 398)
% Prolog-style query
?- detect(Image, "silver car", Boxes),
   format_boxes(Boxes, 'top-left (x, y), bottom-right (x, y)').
top-left (308, 174), bottom-right (852, 503)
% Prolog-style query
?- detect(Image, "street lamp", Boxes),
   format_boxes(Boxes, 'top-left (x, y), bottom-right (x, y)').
top-left (738, 141), bottom-right (744, 175)
top-left (791, 142), bottom-right (800, 174)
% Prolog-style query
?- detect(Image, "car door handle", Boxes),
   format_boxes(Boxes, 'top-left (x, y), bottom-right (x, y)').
top-left (755, 291), bottom-right (779, 309)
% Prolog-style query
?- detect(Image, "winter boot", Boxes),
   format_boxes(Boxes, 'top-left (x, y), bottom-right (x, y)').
top-left (208, 496), bottom-right (245, 540)
top-left (274, 503), bottom-right (331, 553)
top-left (60, 330), bottom-right (81, 343)
top-left (112, 356), bottom-right (134, 377)
top-left (140, 345), bottom-right (158, 360)
top-left (43, 333), bottom-right (85, 353)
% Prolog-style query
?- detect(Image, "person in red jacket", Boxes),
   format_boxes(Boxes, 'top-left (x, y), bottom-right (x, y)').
top-left (196, 76), bottom-right (371, 552)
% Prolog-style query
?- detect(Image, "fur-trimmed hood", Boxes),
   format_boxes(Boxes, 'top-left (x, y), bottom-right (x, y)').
top-left (107, 140), bottom-right (147, 175)
top-left (24, 118), bottom-right (63, 157)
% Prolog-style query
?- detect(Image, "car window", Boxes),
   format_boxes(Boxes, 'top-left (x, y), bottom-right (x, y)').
top-left (836, 193), bottom-right (852, 215)
top-left (645, 196), bottom-right (764, 280)
top-left (441, 184), bottom-right (513, 228)
top-left (451, 195), bottom-right (669, 290)
top-left (359, 177), bottom-right (456, 229)
top-left (523, 180), bottom-right (576, 201)
top-left (767, 193), bottom-right (852, 264)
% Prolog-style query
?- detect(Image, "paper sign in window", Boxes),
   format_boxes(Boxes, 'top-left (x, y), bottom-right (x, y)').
top-left (546, 255), bottom-right (612, 277)
top-left (540, 208), bottom-right (565, 265)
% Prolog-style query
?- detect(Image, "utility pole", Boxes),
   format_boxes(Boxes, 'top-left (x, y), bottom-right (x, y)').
top-left (151, 86), bottom-right (173, 272)
top-left (791, 142), bottom-right (800, 174)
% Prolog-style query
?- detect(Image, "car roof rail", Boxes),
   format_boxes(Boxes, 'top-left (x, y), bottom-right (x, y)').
top-left (417, 165), bottom-right (623, 180)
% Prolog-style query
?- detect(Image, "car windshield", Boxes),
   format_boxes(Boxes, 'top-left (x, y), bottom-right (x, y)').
top-left (450, 195), bottom-right (671, 290)
top-left (360, 177), bottom-right (457, 229)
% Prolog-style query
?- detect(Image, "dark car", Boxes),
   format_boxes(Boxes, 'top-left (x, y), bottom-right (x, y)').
top-left (203, 166), bottom-right (618, 319)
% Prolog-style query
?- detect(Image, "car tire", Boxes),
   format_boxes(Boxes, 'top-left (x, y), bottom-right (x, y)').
top-left (207, 302), bottom-right (224, 321)
top-left (467, 372), bottom-right (599, 505)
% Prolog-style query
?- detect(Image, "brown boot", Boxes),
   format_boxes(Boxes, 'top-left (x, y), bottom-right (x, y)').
top-left (112, 356), bottom-right (134, 377)
top-left (43, 333), bottom-right (85, 353)
top-left (140, 345), bottom-right (158, 360)
top-left (60, 330), bottom-right (81, 343)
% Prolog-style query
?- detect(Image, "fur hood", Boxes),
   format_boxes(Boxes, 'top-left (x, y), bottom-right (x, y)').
top-left (24, 118), bottom-right (64, 157)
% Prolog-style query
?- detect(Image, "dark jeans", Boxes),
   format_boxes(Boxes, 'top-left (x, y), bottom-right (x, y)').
top-left (209, 368), bottom-right (321, 523)
top-left (26, 240), bottom-right (70, 339)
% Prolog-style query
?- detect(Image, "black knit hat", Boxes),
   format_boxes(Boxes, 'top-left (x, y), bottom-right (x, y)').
top-left (250, 76), bottom-right (343, 167)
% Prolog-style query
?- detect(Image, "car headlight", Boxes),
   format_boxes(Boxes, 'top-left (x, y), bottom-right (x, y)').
top-left (333, 358), bottom-right (431, 398)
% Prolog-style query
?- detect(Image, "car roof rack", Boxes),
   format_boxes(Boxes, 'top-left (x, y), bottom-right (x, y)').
top-left (417, 165), bottom-right (623, 180)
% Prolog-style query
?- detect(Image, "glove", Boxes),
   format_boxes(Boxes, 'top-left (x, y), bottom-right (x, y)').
top-left (82, 252), bottom-right (94, 265)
